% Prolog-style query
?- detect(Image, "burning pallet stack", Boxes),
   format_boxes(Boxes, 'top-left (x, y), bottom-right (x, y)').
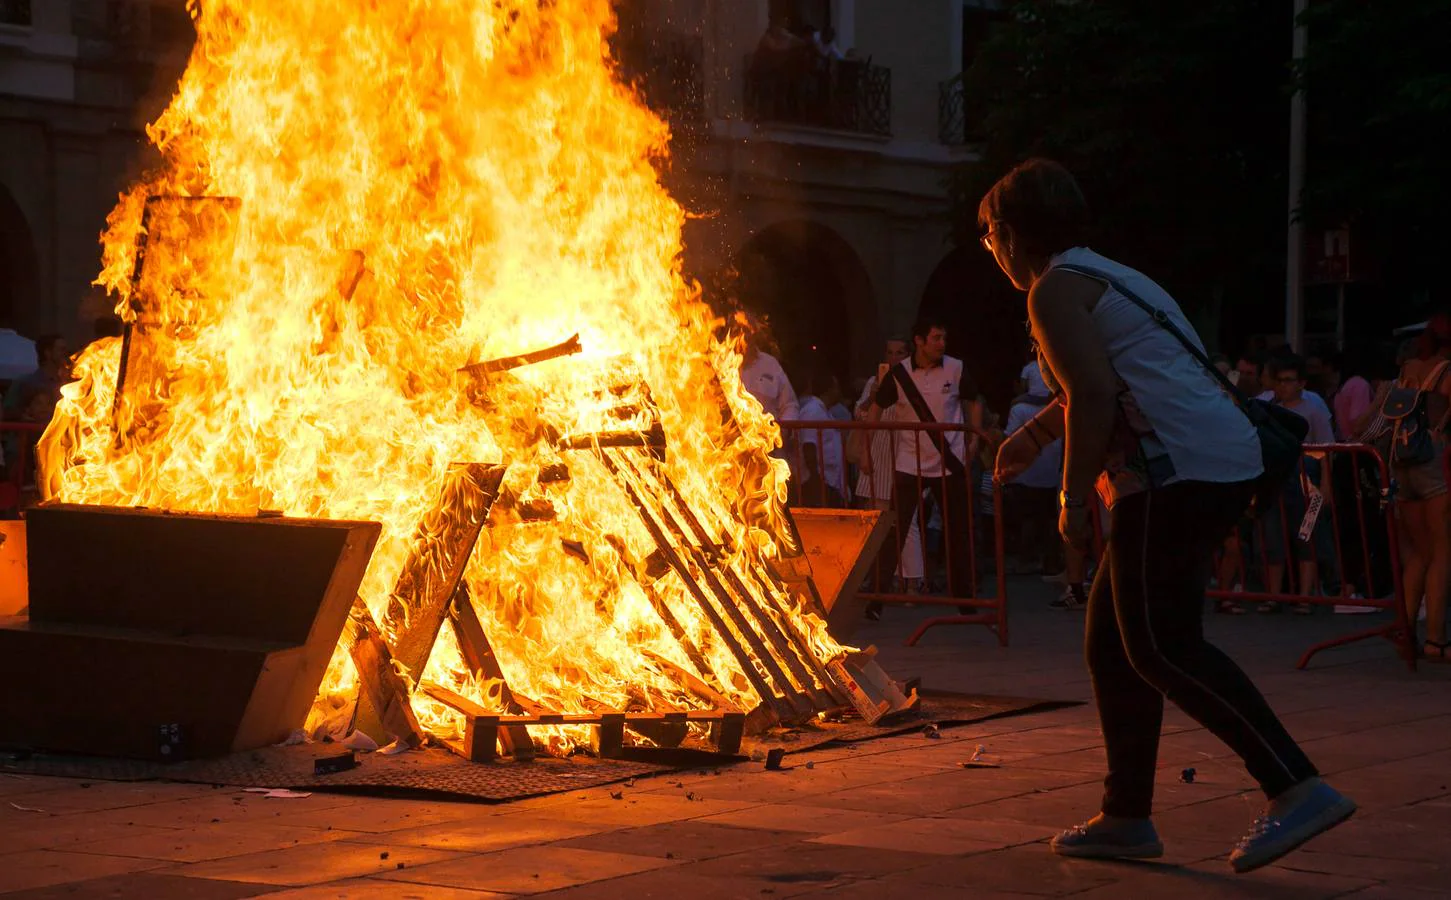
top-left (5, 195), bottom-right (912, 765)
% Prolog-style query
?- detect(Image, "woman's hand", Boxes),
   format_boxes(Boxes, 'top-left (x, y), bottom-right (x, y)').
top-left (994, 429), bottom-right (1041, 482)
top-left (1059, 503), bottom-right (1093, 549)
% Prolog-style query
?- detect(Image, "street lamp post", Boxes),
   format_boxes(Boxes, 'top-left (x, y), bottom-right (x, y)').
top-left (1286, 0), bottom-right (1308, 351)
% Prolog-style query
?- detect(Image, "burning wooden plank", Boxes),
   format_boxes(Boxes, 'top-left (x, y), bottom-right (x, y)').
top-left (353, 463), bottom-right (507, 741)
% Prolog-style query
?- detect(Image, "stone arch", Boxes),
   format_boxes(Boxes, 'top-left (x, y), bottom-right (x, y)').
top-left (0, 183), bottom-right (41, 332)
top-left (732, 217), bottom-right (875, 391)
top-left (917, 245), bottom-right (1027, 416)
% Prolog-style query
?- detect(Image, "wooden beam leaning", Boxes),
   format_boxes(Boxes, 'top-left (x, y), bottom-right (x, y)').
top-left (353, 463), bottom-right (507, 741)
top-left (447, 583), bottom-right (535, 760)
top-left (347, 597), bottom-right (424, 747)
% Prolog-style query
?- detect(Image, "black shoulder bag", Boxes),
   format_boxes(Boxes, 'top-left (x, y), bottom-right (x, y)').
top-left (888, 363), bottom-right (968, 478)
top-left (1053, 264), bottom-right (1307, 515)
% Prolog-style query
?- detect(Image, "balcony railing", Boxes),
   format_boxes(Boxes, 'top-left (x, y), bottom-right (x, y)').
top-left (0, 0), bottom-right (31, 28)
top-left (743, 53), bottom-right (891, 137)
top-left (612, 27), bottom-right (706, 129)
top-left (938, 72), bottom-right (984, 145)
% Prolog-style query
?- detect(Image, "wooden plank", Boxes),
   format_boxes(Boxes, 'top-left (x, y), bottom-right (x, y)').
top-left (642, 649), bottom-right (736, 710)
top-left (355, 463), bottom-right (506, 741)
top-left (347, 598), bottom-right (423, 747)
top-left (448, 584), bottom-right (535, 760)
top-left (419, 681), bottom-right (489, 717)
top-left (385, 464), bottom-right (508, 677)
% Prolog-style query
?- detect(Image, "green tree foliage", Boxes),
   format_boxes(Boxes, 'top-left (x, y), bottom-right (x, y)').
top-left (948, 1), bottom-right (1293, 326)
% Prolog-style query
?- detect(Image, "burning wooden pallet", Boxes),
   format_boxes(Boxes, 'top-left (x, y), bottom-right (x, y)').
top-left (32, 194), bottom-right (913, 764)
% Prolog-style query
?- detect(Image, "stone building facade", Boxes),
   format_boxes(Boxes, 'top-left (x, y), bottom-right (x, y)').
top-left (0, 0), bottom-right (190, 341)
top-left (622, 0), bottom-right (1025, 405)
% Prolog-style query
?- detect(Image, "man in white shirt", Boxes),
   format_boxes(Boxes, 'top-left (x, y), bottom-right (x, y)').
top-left (796, 367), bottom-right (846, 506)
top-left (0, 328), bottom-right (38, 381)
top-left (739, 337), bottom-right (800, 424)
top-left (871, 318), bottom-right (983, 601)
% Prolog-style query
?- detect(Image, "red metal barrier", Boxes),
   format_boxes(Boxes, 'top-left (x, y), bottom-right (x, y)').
top-left (0, 421), bottom-right (44, 517)
top-left (778, 418), bottom-right (1008, 647)
top-left (1204, 443), bottom-right (1415, 670)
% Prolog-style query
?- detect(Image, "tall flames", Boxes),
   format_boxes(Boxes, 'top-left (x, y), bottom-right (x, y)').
top-left (43, 0), bottom-right (840, 750)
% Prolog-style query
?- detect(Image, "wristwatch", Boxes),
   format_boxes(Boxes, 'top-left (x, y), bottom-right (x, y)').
top-left (1059, 490), bottom-right (1088, 510)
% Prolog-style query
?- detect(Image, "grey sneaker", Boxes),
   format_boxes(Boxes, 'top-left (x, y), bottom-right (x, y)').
top-left (1048, 586), bottom-right (1087, 611)
top-left (1051, 814), bottom-right (1164, 859)
top-left (1230, 778), bottom-right (1356, 873)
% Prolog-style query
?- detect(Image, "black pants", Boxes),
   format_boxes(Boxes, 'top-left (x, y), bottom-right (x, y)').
top-left (1088, 479), bottom-right (1318, 818)
top-left (893, 470), bottom-right (975, 597)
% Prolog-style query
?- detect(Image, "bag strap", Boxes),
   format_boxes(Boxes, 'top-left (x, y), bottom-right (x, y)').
top-left (889, 363), bottom-right (967, 477)
top-left (1052, 263), bottom-right (1249, 407)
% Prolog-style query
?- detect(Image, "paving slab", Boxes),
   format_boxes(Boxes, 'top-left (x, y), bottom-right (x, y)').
top-left (524, 866), bottom-right (825, 899)
top-left (169, 841), bottom-right (465, 887)
top-left (680, 841), bottom-right (938, 887)
top-left (68, 821), bottom-right (365, 863)
top-left (0, 872), bottom-right (274, 900)
top-left (378, 845), bottom-right (675, 895)
top-left (0, 849), bottom-right (170, 893)
top-left (516, 791), bottom-right (754, 828)
top-left (806, 815), bottom-right (1014, 855)
top-left (1067, 859), bottom-right (1376, 898)
top-left (899, 845), bottom-right (1126, 896)
top-left (555, 820), bottom-right (796, 860)
top-left (265, 881), bottom-right (511, 899)
top-left (693, 802), bottom-right (912, 834)
top-left (371, 815), bottom-right (610, 854)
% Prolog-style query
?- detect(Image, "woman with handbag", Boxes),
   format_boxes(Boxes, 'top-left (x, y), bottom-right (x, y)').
top-left (984, 159), bottom-right (1354, 873)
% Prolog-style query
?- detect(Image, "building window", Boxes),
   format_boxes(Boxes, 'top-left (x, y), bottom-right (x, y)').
top-left (0, 0), bottom-right (32, 28)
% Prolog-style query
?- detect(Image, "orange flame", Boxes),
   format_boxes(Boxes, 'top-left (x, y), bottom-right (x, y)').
top-left (43, 0), bottom-right (842, 748)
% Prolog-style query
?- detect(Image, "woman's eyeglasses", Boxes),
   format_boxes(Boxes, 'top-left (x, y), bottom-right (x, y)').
top-left (979, 230), bottom-right (996, 252)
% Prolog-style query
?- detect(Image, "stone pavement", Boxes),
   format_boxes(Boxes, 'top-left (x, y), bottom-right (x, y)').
top-left (1, 581), bottom-right (1448, 899)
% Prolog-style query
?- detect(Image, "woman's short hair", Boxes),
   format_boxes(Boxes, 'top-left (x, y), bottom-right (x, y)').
top-left (978, 158), bottom-right (1092, 258)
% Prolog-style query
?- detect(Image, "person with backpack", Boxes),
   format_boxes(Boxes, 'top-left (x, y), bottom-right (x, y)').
top-left (984, 159), bottom-right (1354, 873)
top-left (1382, 314), bottom-right (1451, 661)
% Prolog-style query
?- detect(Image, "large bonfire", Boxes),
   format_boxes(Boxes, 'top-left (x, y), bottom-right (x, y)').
top-left (41, 0), bottom-right (845, 751)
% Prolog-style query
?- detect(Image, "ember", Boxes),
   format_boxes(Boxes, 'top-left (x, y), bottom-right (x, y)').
top-left (35, 0), bottom-right (909, 757)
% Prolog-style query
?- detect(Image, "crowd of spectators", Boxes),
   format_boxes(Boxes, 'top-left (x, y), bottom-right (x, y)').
top-left (741, 310), bottom-right (1446, 643)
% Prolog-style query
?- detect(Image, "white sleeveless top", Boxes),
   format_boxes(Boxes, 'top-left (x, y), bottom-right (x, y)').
top-left (1046, 248), bottom-right (1262, 503)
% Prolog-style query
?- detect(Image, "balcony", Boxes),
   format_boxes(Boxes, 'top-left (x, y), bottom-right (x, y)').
top-left (938, 72), bottom-right (983, 146)
top-left (743, 53), bottom-right (891, 137)
top-left (612, 26), bottom-right (706, 131)
top-left (0, 0), bottom-right (29, 27)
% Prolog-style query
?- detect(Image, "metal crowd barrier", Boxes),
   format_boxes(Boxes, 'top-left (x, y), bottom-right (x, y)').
top-left (1203, 442), bottom-right (1415, 670)
top-left (777, 418), bottom-right (1008, 648)
top-left (0, 421), bottom-right (44, 517)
